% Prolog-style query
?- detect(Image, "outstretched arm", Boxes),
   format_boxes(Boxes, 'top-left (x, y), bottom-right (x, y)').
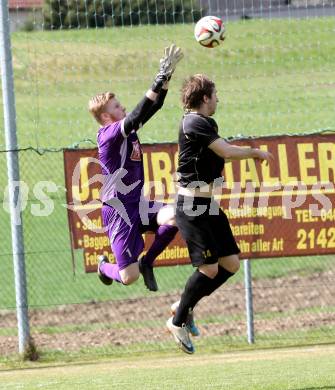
top-left (209, 138), bottom-right (274, 164)
top-left (123, 44), bottom-right (183, 136)
top-left (139, 83), bottom-right (169, 126)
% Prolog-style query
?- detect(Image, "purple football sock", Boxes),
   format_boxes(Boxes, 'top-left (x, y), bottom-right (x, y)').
top-left (143, 224), bottom-right (178, 266)
top-left (100, 262), bottom-right (123, 283)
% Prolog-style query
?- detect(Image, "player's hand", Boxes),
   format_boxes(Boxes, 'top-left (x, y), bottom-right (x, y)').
top-left (151, 44), bottom-right (183, 92)
top-left (253, 149), bottom-right (274, 165)
top-left (161, 44), bottom-right (183, 80)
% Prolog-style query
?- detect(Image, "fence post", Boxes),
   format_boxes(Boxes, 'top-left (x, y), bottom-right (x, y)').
top-left (244, 259), bottom-right (254, 344)
top-left (0, 0), bottom-right (30, 354)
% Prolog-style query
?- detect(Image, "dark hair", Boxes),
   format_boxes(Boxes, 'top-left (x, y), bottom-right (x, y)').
top-left (181, 74), bottom-right (216, 110)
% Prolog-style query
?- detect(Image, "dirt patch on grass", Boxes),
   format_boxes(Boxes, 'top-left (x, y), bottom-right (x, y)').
top-left (1, 270), bottom-right (334, 355)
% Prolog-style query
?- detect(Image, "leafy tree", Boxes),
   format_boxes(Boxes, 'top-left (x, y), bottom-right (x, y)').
top-left (43, 0), bottom-right (204, 29)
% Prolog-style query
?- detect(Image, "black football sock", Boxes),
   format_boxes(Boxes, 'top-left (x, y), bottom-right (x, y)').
top-left (204, 265), bottom-right (234, 296)
top-left (173, 266), bottom-right (235, 327)
top-left (173, 269), bottom-right (214, 327)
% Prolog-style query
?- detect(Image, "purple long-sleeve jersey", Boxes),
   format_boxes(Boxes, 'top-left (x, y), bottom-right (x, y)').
top-left (97, 119), bottom-right (143, 204)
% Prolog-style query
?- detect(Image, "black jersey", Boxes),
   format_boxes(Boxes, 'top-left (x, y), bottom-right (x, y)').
top-left (177, 112), bottom-right (224, 187)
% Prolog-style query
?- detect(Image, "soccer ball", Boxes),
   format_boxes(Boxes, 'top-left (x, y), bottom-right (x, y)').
top-left (194, 16), bottom-right (225, 48)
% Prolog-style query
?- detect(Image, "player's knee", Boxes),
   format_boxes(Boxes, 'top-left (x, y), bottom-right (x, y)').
top-left (226, 257), bottom-right (240, 274)
top-left (165, 217), bottom-right (176, 226)
top-left (120, 267), bottom-right (140, 285)
top-left (230, 259), bottom-right (240, 274)
top-left (198, 263), bottom-right (218, 279)
top-left (206, 269), bottom-right (219, 279)
top-left (219, 255), bottom-right (240, 274)
top-left (121, 272), bottom-right (140, 285)
top-left (157, 205), bottom-right (176, 226)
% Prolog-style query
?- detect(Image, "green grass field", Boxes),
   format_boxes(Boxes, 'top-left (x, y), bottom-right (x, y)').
top-left (1, 17), bottom-right (334, 151)
top-left (1, 17), bottom-right (335, 360)
top-left (1, 17), bottom-right (334, 308)
top-left (1, 200), bottom-right (333, 308)
top-left (1, 345), bottom-right (335, 389)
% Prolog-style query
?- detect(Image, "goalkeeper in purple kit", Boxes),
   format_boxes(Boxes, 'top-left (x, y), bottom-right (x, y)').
top-left (88, 44), bottom-right (183, 291)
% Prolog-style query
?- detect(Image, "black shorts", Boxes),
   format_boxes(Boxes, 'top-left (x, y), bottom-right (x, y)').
top-left (176, 195), bottom-right (240, 267)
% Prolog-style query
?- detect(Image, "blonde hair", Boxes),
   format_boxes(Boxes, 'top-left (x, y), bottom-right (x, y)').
top-left (88, 92), bottom-right (115, 124)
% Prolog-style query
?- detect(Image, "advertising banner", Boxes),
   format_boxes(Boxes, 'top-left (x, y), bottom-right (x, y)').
top-left (64, 133), bottom-right (335, 272)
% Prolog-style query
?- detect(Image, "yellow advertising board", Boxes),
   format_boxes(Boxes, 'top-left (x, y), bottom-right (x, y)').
top-left (63, 133), bottom-right (335, 272)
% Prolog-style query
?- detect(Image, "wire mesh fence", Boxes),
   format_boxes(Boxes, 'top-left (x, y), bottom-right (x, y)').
top-left (1, 0), bottom-right (335, 357)
top-left (1, 149), bottom-right (335, 356)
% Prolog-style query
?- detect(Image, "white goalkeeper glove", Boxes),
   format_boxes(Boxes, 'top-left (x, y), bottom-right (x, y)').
top-left (151, 44), bottom-right (184, 92)
top-left (162, 43), bottom-right (183, 80)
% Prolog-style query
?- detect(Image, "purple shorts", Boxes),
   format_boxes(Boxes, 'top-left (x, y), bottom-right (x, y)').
top-left (101, 199), bottom-right (164, 270)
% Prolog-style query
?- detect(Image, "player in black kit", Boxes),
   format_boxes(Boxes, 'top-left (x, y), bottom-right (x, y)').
top-left (166, 74), bottom-right (274, 354)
